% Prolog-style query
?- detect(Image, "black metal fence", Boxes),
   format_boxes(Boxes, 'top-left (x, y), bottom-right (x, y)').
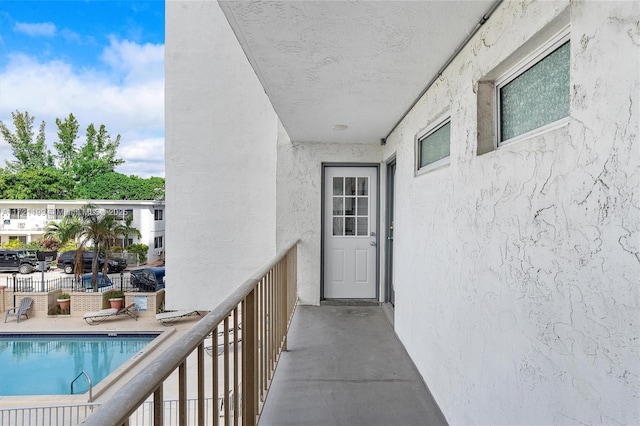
top-left (4, 273), bottom-right (137, 293)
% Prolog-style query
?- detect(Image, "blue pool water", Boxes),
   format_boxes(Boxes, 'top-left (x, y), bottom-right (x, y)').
top-left (0, 333), bottom-right (159, 396)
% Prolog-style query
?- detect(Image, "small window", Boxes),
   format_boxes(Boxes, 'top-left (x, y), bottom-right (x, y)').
top-left (416, 119), bottom-right (450, 173)
top-left (154, 209), bottom-right (163, 221)
top-left (55, 209), bottom-right (65, 220)
top-left (497, 37), bottom-right (570, 145)
top-left (154, 236), bottom-right (163, 249)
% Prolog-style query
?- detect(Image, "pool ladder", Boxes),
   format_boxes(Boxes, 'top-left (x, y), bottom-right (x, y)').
top-left (71, 370), bottom-right (93, 402)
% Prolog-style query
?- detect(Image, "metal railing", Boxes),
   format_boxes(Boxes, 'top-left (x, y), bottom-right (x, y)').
top-left (5, 275), bottom-right (137, 293)
top-left (0, 397), bottom-right (231, 426)
top-left (0, 403), bottom-right (101, 426)
top-left (81, 241), bottom-right (299, 426)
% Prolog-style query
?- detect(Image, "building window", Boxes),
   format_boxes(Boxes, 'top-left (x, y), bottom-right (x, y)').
top-left (154, 209), bottom-right (163, 221)
top-left (9, 236), bottom-right (27, 244)
top-left (496, 36), bottom-right (570, 145)
top-left (154, 236), bottom-right (163, 249)
top-left (416, 118), bottom-right (451, 173)
top-left (55, 209), bottom-right (65, 220)
top-left (9, 209), bottom-right (27, 219)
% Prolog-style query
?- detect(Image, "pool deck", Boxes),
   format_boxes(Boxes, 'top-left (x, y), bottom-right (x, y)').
top-left (0, 313), bottom-right (204, 408)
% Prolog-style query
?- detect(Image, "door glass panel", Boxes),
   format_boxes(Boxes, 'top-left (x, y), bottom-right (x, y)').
top-left (333, 177), bottom-right (343, 196)
top-left (357, 177), bottom-right (368, 195)
top-left (345, 197), bottom-right (356, 216)
top-left (345, 177), bottom-right (356, 195)
top-left (331, 174), bottom-right (370, 237)
top-left (332, 217), bottom-right (344, 236)
top-left (333, 197), bottom-right (343, 215)
top-left (357, 197), bottom-right (368, 215)
top-left (356, 217), bottom-right (368, 236)
top-left (345, 217), bottom-right (356, 235)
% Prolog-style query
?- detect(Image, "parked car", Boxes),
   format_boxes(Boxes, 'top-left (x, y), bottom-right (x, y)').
top-left (56, 250), bottom-right (127, 274)
top-left (81, 273), bottom-right (113, 290)
top-left (131, 267), bottom-right (165, 292)
top-left (0, 249), bottom-right (37, 274)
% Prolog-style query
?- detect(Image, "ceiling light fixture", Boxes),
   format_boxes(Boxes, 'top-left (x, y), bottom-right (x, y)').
top-left (332, 124), bottom-right (348, 131)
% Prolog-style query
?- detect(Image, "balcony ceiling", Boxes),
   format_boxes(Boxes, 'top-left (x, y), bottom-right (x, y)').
top-left (218, 1), bottom-right (496, 144)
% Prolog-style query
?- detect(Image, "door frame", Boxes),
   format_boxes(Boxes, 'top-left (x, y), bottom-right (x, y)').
top-left (321, 163), bottom-right (380, 300)
top-left (385, 156), bottom-right (396, 306)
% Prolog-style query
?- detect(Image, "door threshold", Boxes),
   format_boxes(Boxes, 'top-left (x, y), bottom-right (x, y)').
top-left (321, 299), bottom-right (379, 307)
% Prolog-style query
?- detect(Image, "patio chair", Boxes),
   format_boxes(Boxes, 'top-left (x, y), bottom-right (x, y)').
top-left (156, 310), bottom-right (201, 326)
top-left (5, 297), bottom-right (34, 323)
top-left (83, 303), bottom-right (138, 325)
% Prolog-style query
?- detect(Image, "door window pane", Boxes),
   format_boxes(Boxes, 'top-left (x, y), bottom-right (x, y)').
top-left (345, 218), bottom-right (356, 236)
top-left (333, 177), bottom-right (343, 196)
top-left (357, 197), bottom-right (368, 216)
top-left (333, 217), bottom-right (344, 236)
top-left (357, 177), bottom-right (368, 195)
top-left (345, 197), bottom-right (356, 216)
top-left (356, 217), bottom-right (368, 236)
top-left (333, 197), bottom-right (343, 215)
top-left (345, 177), bottom-right (356, 195)
top-left (331, 174), bottom-right (370, 237)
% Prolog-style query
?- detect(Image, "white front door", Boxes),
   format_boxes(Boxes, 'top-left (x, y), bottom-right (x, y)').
top-left (323, 166), bottom-right (378, 299)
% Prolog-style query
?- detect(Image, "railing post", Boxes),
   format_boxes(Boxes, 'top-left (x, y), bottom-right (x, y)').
top-left (153, 385), bottom-right (163, 426)
top-left (242, 290), bottom-right (257, 425)
top-left (197, 343), bottom-right (205, 426)
top-left (179, 361), bottom-right (187, 425)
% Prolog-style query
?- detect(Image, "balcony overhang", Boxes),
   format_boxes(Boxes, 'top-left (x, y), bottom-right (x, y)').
top-left (218, 0), bottom-right (498, 144)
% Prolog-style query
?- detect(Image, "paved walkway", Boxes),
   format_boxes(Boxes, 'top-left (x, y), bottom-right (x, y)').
top-left (259, 305), bottom-right (448, 426)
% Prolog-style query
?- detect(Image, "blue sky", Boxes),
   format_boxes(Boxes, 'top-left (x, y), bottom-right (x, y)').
top-left (0, 0), bottom-right (165, 178)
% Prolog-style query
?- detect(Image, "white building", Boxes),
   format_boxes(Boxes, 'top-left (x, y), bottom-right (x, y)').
top-left (0, 200), bottom-right (165, 263)
top-left (165, 1), bottom-right (638, 424)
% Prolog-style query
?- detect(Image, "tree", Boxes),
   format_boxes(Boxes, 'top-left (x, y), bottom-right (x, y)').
top-left (0, 167), bottom-right (75, 199)
top-left (45, 215), bottom-right (83, 246)
top-left (74, 172), bottom-right (166, 200)
top-left (118, 214), bottom-right (142, 247)
top-left (73, 123), bottom-right (124, 185)
top-left (0, 110), bottom-right (54, 171)
top-left (54, 113), bottom-right (80, 176)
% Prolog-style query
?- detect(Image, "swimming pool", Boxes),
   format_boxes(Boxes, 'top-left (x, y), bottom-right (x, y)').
top-left (0, 332), bottom-right (160, 396)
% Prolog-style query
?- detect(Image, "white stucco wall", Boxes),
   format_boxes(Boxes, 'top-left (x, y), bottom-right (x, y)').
top-left (276, 126), bottom-right (382, 305)
top-left (380, 1), bottom-right (639, 424)
top-left (165, 1), bottom-right (277, 309)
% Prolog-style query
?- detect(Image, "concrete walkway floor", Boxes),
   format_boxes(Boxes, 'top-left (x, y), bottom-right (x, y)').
top-left (258, 305), bottom-right (448, 426)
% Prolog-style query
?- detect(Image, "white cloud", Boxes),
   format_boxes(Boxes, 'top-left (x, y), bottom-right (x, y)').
top-left (14, 22), bottom-right (56, 37)
top-left (0, 38), bottom-right (165, 178)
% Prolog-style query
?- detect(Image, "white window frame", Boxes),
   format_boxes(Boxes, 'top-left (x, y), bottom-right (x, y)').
top-left (495, 27), bottom-right (571, 147)
top-left (415, 116), bottom-right (451, 175)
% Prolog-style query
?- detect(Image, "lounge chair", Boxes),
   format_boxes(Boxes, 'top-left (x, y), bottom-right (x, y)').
top-left (84, 303), bottom-right (138, 325)
top-left (5, 297), bottom-right (33, 323)
top-left (156, 310), bottom-right (201, 326)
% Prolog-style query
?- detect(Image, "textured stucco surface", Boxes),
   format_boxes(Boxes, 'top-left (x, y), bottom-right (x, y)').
top-left (380, 1), bottom-right (639, 424)
top-left (165, 1), bottom-right (277, 309)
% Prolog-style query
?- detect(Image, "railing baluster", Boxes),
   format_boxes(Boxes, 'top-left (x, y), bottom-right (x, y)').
top-left (223, 316), bottom-right (230, 424)
top-left (179, 361), bottom-right (187, 425)
top-left (197, 342), bottom-right (205, 426)
top-left (153, 385), bottom-right (163, 426)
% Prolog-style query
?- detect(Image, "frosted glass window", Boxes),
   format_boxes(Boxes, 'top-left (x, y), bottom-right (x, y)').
top-left (499, 41), bottom-right (570, 142)
top-left (419, 121), bottom-right (450, 169)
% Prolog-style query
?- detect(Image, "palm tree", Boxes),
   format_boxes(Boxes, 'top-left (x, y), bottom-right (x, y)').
top-left (118, 214), bottom-right (141, 248)
top-left (45, 215), bottom-right (82, 247)
top-left (69, 204), bottom-right (120, 291)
